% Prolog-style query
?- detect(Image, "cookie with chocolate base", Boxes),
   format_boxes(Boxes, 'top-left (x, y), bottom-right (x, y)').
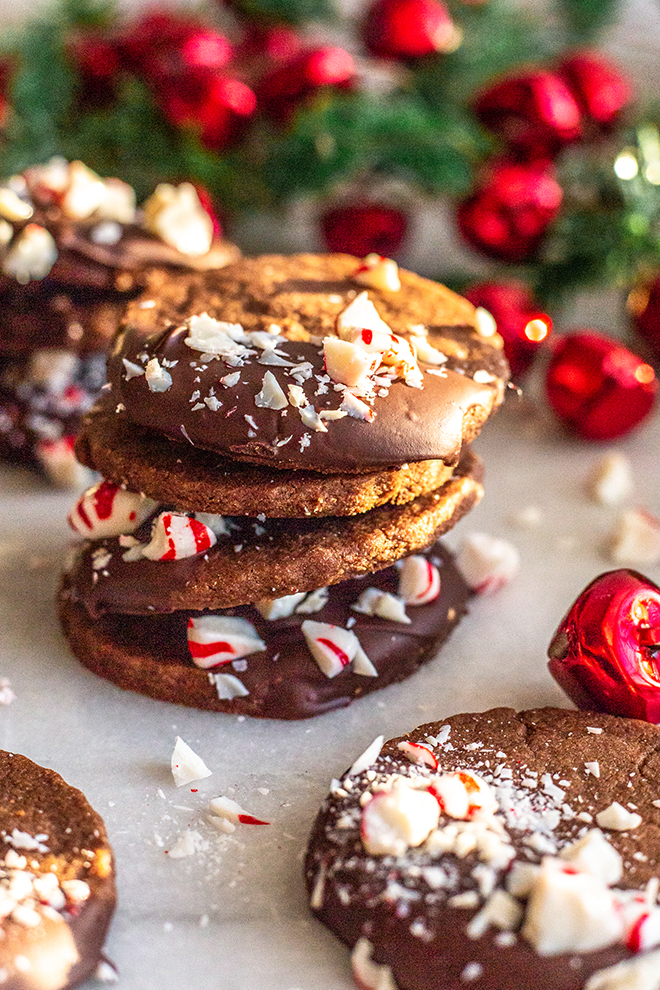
top-left (63, 448), bottom-right (482, 617)
top-left (58, 542), bottom-right (470, 719)
top-left (75, 396), bottom-right (456, 518)
top-left (107, 253), bottom-right (508, 474)
top-left (305, 706), bottom-right (660, 990)
top-left (0, 749), bottom-right (115, 989)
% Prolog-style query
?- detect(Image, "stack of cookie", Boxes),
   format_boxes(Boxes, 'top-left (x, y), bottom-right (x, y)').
top-left (0, 158), bottom-right (238, 485)
top-left (59, 252), bottom-right (508, 718)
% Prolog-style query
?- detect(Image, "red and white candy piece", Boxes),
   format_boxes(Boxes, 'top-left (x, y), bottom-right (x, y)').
top-left (336, 291), bottom-right (393, 341)
top-left (396, 740), bottom-right (438, 769)
top-left (142, 512), bottom-right (216, 561)
top-left (209, 795), bottom-right (269, 826)
top-left (301, 620), bottom-right (373, 678)
top-left (455, 532), bottom-right (520, 594)
top-left (429, 770), bottom-right (497, 820)
top-left (68, 480), bottom-right (158, 538)
top-left (585, 949), bottom-right (660, 990)
top-left (171, 736), bottom-right (212, 787)
top-left (323, 336), bottom-right (381, 387)
top-left (187, 615), bottom-right (265, 669)
top-left (352, 588), bottom-right (410, 624)
top-left (398, 555), bottom-right (441, 605)
top-left (351, 938), bottom-right (397, 990)
top-left (360, 778), bottom-right (440, 857)
top-left (353, 254), bottom-right (401, 293)
top-left (36, 436), bottom-right (93, 489)
top-left (3, 223), bottom-right (58, 283)
top-left (559, 829), bottom-right (622, 886)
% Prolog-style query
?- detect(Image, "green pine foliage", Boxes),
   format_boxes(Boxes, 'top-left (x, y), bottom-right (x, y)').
top-left (226, 0), bottom-right (336, 25)
top-left (555, 0), bottom-right (621, 42)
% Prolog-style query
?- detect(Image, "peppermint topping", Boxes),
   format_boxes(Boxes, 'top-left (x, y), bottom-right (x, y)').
top-left (207, 672), bottom-right (250, 699)
top-left (209, 796), bottom-right (269, 826)
top-left (187, 615), bottom-right (265, 669)
top-left (171, 737), bottom-right (212, 787)
top-left (397, 741), bottom-right (438, 769)
top-left (588, 451), bottom-right (633, 507)
top-left (351, 938), bottom-right (397, 990)
top-left (398, 555), bottom-right (441, 605)
top-left (609, 509), bottom-right (660, 566)
top-left (68, 480), bottom-right (158, 539)
top-left (455, 532), bottom-right (520, 594)
top-left (353, 254), bottom-right (401, 292)
top-left (596, 802), bottom-right (643, 831)
top-left (142, 512), bottom-right (216, 561)
top-left (145, 357), bottom-right (173, 393)
top-left (301, 621), bottom-right (372, 678)
top-left (143, 182), bottom-right (213, 256)
top-left (352, 588), bottom-right (410, 624)
top-left (361, 780), bottom-right (440, 857)
top-left (2, 224), bottom-right (57, 283)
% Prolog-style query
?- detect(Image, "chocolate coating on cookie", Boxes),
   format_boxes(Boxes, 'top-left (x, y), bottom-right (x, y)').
top-left (59, 543), bottom-right (470, 719)
top-left (305, 707), bottom-right (660, 990)
top-left (0, 750), bottom-right (115, 990)
top-left (108, 254), bottom-right (508, 471)
top-left (75, 396), bottom-right (456, 517)
top-left (66, 449), bottom-right (482, 615)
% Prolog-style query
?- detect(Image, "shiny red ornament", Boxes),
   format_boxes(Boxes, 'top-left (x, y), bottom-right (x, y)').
top-left (457, 159), bottom-right (563, 262)
top-left (256, 46), bottom-right (354, 123)
top-left (67, 31), bottom-right (122, 107)
top-left (558, 50), bottom-right (633, 132)
top-left (161, 72), bottom-right (257, 151)
top-left (464, 281), bottom-right (551, 378)
top-left (321, 203), bottom-right (408, 257)
top-left (363, 0), bottom-right (456, 60)
top-left (119, 13), bottom-right (232, 81)
top-left (546, 331), bottom-right (658, 440)
top-left (474, 70), bottom-right (582, 160)
top-left (629, 273), bottom-right (660, 361)
top-left (548, 569), bottom-right (660, 723)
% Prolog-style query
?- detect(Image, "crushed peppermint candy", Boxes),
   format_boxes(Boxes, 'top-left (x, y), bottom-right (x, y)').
top-left (171, 737), bottom-right (212, 787)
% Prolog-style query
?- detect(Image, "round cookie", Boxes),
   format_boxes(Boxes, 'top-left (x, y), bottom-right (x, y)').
top-left (305, 706), bottom-right (660, 990)
top-left (58, 542), bottom-right (471, 719)
top-left (74, 397), bottom-right (456, 518)
top-left (107, 253), bottom-right (508, 473)
top-left (63, 449), bottom-right (482, 616)
top-left (0, 749), bottom-right (115, 989)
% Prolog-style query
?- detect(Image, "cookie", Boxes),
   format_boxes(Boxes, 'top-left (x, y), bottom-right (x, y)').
top-left (0, 749), bottom-right (115, 989)
top-left (305, 706), bottom-right (660, 990)
top-left (106, 253), bottom-right (508, 473)
top-left (58, 541), bottom-right (470, 719)
top-left (74, 396), bottom-right (457, 518)
top-left (62, 449), bottom-right (482, 616)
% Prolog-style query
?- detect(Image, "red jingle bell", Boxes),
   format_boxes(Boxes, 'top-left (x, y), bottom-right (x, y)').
top-left (548, 569), bottom-right (660, 723)
top-left (362, 0), bottom-right (457, 60)
top-left (629, 273), bottom-right (660, 362)
top-left (546, 330), bottom-right (657, 441)
top-left (457, 159), bottom-right (563, 262)
top-left (474, 69), bottom-right (582, 160)
top-left (557, 50), bottom-right (633, 132)
top-left (464, 281), bottom-right (551, 378)
top-left (320, 203), bottom-right (409, 257)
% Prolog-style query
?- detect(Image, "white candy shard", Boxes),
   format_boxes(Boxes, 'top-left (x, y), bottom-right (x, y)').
top-left (255, 371), bottom-right (288, 410)
top-left (410, 334), bottom-right (448, 366)
top-left (361, 779), bottom-right (440, 857)
top-left (193, 512), bottom-right (229, 537)
top-left (295, 587), bottom-right (330, 614)
top-left (187, 615), bottom-right (265, 669)
top-left (474, 307), bottom-right (497, 337)
top-left (398, 555), bottom-right (441, 605)
top-left (209, 795), bottom-right (269, 825)
top-left (353, 254), bottom-right (401, 292)
top-left (559, 830), bottom-right (623, 886)
top-left (588, 451), bottom-right (633, 507)
top-left (397, 741), bottom-right (438, 769)
top-left (60, 161), bottom-right (106, 220)
top-left (352, 588), bottom-right (411, 624)
top-left (336, 291), bottom-right (393, 339)
top-left (431, 771), bottom-right (497, 820)
top-left (142, 512), bottom-right (216, 561)
top-left (171, 736), bottom-right (212, 787)
top-left (596, 802), bottom-right (642, 832)
top-left (184, 313), bottom-right (252, 362)
top-left (145, 357), bottom-right (173, 393)
top-left (167, 830), bottom-right (205, 859)
top-left (467, 890), bottom-right (523, 939)
top-left (95, 177), bottom-right (136, 224)
top-left (68, 480), bottom-right (157, 538)
top-left (348, 735), bottom-right (384, 777)
top-left (301, 620), bottom-right (369, 677)
top-left (0, 187), bottom-right (33, 222)
top-left (585, 950), bottom-right (660, 990)
top-left (455, 532), bottom-right (520, 594)
top-left (3, 224), bottom-right (58, 283)
top-left (143, 182), bottom-right (213, 256)
top-left (255, 592), bottom-right (307, 620)
top-left (522, 859), bottom-right (624, 956)
top-left (323, 336), bottom-right (380, 387)
top-left (351, 938), bottom-right (397, 990)
top-left (208, 672), bottom-right (250, 699)
top-left (585, 761), bottom-right (601, 778)
top-left (28, 349), bottom-right (78, 393)
top-left (609, 509), bottom-right (660, 567)
top-left (340, 390), bottom-right (375, 422)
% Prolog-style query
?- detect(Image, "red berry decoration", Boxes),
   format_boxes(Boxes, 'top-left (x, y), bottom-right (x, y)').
top-left (546, 330), bottom-right (657, 441)
top-left (457, 159), bottom-right (563, 262)
top-left (321, 203), bottom-right (409, 257)
top-left (558, 50), bottom-right (633, 132)
top-left (464, 281), bottom-right (551, 378)
top-left (257, 46), bottom-right (354, 124)
top-left (548, 569), bottom-right (660, 723)
top-left (67, 31), bottom-right (122, 107)
top-left (474, 70), bottom-right (582, 160)
top-left (363, 0), bottom-right (457, 60)
top-left (629, 273), bottom-right (660, 361)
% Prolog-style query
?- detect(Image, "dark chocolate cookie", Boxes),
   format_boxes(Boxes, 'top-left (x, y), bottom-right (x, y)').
top-left (306, 706), bottom-right (660, 990)
top-left (0, 749), bottom-right (115, 990)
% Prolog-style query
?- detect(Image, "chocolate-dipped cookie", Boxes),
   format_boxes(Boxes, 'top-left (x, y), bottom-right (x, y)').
top-left (0, 159), bottom-right (238, 484)
top-left (306, 706), bottom-right (660, 990)
top-left (0, 749), bottom-right (115, 989)
top-left (59, 542), bottom-right (471, 719)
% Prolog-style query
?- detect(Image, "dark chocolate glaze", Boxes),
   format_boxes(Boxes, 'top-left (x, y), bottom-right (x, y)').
top-left (59, 543), bottom-right (472, 719)
top-left (0, 750), bottom-right (115, 990)
top-left (65, 449), bottom-right (482, 615)
top-left (305, 707), bottom-right (660, 990)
